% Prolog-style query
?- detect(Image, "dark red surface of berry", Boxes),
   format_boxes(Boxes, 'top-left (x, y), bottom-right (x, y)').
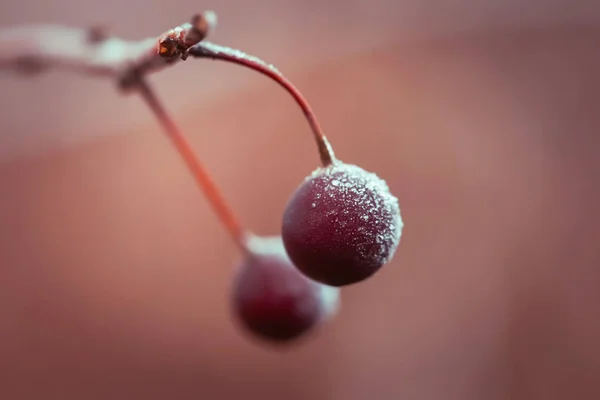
top-left (231, 236), bottom-right (339, 343)
top-left (282, 162), bottom-right (403, 286)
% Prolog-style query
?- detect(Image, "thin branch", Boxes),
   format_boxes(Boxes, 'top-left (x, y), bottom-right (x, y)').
top-left (135, 77), bottom-right (251, 254)
top-left (0, 13), bottom-right (335, 166)
top-left (188, 41), bottom-right (336, 167)
top-left (0, 11), bottom-right (217, 90)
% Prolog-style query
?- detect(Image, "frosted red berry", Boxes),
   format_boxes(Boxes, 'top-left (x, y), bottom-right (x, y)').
top-left (282, 162), bottom-right (403, 286)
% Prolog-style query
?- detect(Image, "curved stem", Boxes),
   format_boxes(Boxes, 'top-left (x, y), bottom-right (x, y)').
top-left (136, 78), bottom-right (251, 254)
top-left (188, 42), bottom-right (336, 167)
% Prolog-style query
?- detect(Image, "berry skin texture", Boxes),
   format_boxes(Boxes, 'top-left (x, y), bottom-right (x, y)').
top-left (231, 236), bottom-right (339, 343)
top-left (282, 162), bottom-right (403, 287)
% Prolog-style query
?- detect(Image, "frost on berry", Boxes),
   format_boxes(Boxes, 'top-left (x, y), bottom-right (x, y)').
top-left (231, 236), bottom-right (340, 343)
top-left (282, 162), bottom-right (403, 286)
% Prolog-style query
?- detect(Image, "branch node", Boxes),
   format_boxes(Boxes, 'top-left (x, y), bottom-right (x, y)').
top-left (0, 10), bottom-right (218, 82)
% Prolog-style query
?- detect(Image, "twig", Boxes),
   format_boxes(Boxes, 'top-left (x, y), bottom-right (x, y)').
top-left (0, 12), bottom-right (335, 166)
top-left (0, 10), bottom-right (217, 90)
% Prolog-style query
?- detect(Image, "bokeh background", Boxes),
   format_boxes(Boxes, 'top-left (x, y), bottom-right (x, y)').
top-left (1, 1), bottom-right (600, 399)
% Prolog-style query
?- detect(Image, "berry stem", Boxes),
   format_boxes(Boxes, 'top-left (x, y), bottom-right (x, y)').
top-left (136, 78), bottom-right (251, 254)
top-left (188, 42), bottom-right (336, 167)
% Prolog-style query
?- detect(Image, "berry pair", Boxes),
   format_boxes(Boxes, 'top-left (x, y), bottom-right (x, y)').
top-left (233, 158), bottom-right (403, 343)
top-left (148, 42), bottom-right (404, 345)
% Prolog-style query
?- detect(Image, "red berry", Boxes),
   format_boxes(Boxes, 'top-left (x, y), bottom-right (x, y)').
top-left (231, 236), bottom-right (339, 343)
top-left (282, 162), bottom-right (403, 286)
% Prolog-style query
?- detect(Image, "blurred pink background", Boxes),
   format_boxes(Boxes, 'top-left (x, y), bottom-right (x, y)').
top-left (1, 0), bottom-right (600, 399)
